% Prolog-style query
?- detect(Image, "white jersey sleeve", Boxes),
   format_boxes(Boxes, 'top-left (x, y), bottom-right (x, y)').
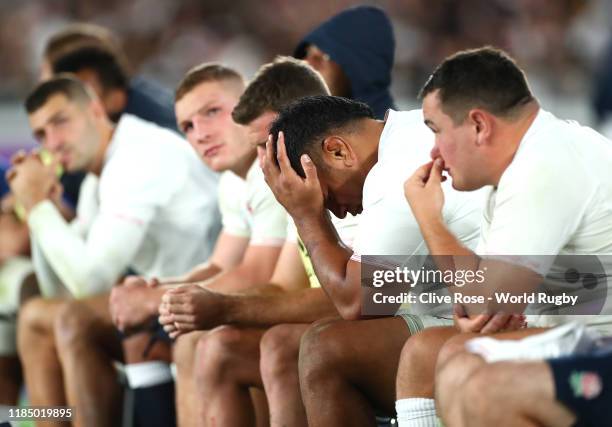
top-left (31, 173), bottom-right (100, 298)
top-left (218, 171), bottom-right (250, 238)
top-left (27, 140), bottom-right (181, 297)
top-left (28, 199), bottom-right (150, 297)
top-left (246, 165), bottom-right (287, 246)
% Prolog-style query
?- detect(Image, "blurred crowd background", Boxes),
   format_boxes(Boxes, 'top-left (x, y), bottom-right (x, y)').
top-left (2, 0), bottom-right (612, 152)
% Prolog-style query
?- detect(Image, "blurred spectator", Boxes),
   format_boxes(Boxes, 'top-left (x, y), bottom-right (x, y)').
top-left (593, 40), bottom-right (612, 125)
top-left (0, 0), bottom-right (610, 143)
top-left (294, 5), bottom-right (396, 119)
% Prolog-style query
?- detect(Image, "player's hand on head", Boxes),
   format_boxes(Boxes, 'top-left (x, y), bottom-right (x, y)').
top-left (261, 131), bottom-right (325, 219)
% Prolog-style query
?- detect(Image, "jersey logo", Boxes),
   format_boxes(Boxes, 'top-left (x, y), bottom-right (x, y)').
top-left (570, 371), bottom-right (602, 400)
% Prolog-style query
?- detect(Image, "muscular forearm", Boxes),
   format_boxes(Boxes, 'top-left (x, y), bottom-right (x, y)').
top-left (202, 263), bottom-right (270, 293)
top-left (419, 217), bottom-right (538, 314)
top-left (225, 287), bottom-right (336, 327)
top-left (419, 216), bottom-right (474, 258)
top-left (170, 262), bottom-right (222, 284)
top-left (294, 211), bottom-right (360, 318)
top-left (418, 215), bottom-right (481, 282)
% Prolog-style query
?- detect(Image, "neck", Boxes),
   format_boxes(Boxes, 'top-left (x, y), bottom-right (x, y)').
top-left (359, 119), bottom-right (386, 176)
top-left (231, 150), bottom-right (257, 179)
top-left (491, 101), bottom-right (540, 186)
top-left (89, 119), bottom-right (115, 176)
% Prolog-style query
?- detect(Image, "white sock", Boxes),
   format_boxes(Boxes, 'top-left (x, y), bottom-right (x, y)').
top-left (124, 361), bottom-right (173, 389)
top-left (395, 398), bottom-right (438, 427)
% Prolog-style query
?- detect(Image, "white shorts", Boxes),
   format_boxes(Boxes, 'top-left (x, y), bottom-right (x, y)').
top-left (395, 309), bottom-right (454, 335)
top-left (0, 257), bottom-right (34, 355)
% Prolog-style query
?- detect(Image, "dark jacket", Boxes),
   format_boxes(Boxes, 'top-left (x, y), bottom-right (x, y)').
top-left (593, 41), bottom-right (612, 124)
top-left (0, 158), bottom-right (8, 199)
top-left (126, 76), bottom-right (178, 133)
top-left (294, 5), bottom-right (396, 119)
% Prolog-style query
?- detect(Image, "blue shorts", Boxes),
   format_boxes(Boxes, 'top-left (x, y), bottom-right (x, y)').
top-left (550, 348), bottom-right (612, 427)
top-left (117, 318), bottom-right (172, 359)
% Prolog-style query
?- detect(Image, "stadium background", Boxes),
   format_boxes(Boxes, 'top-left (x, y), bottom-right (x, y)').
top-left (1, 0), bottom-right (612, 162)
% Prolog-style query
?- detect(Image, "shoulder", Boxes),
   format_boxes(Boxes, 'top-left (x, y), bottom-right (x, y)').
top-left (379, 109), bottom-right (432, 160)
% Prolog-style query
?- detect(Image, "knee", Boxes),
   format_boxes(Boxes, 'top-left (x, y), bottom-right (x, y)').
top-left (298, 319), bottom-right (347, 389)
top-left (172, 331), bottom-right (200, 375)
top-left (17, 297), bottom-right (49, 347)
top-left (194, 326), bottom-right (242, 384)
top-left (396, 329), bottom-right (439, 397)
top-left (399, 328), bottom-right (440, 369)
top-left (18, 297), bottom-right (46, 331)
top-left (53, 300), bottom-right (97, 349)
top-left (260, 324), bottom-right (299, 384)
top-left (436, 333), bottom-right (472, 369)
top-left (460, 364), bottom-right (499, 421)
top-left (435, 348), bottom-right (484, 422)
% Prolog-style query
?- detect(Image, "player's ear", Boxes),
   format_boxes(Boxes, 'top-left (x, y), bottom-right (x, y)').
top-left (469, 109), bottom-right (492, 146)
top-left (322, 136), bottom-right (355, 168)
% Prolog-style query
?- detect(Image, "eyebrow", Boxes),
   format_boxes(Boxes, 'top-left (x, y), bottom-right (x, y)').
top-left (179, 102), bottom-right (219, 130)
top-left (32, 110), bottom-right (64, 140)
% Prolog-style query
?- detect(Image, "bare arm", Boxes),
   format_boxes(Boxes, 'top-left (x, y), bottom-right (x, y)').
top-left (161, 232), bottom-right (250, 284)
top-left (202, 243), bottom-right (283, 293)
top-left (292, 211), bottom-right (362, 319)
top-left (404, 160), bottom-right (539, 332)
top-left (260, 133), bottom-right (363, 320)
top-left (110, 231), bottom-right (249, 331)
top-left (159, 241), bottom-right (337, 334)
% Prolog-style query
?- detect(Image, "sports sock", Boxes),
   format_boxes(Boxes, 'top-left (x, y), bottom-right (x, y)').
top-left (395, 398), bottom-right (439, 427)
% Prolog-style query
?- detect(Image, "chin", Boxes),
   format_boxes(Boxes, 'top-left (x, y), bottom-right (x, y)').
top-left (207, 160), bottom-right (226, 173)
top-left (330, 209), bottom-right (347, 219)
top-left (452, 179), bottom-right (481, 192)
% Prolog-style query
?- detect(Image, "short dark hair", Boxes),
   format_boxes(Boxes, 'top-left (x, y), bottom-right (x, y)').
top-left (51, 45), bottom-right (129, 93)
top-left (25, 75), bottom-right (93, 114)
top-left (175, 63), bottom-right (244, 102)
top-left (270, 95), bottom-right (373, 177)
top-left (419, 46), bottom-right (534, 123)
top-left (44, 23), bottom-right (126, 66)
top-left (232, 56), bottom-right (328, 125)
